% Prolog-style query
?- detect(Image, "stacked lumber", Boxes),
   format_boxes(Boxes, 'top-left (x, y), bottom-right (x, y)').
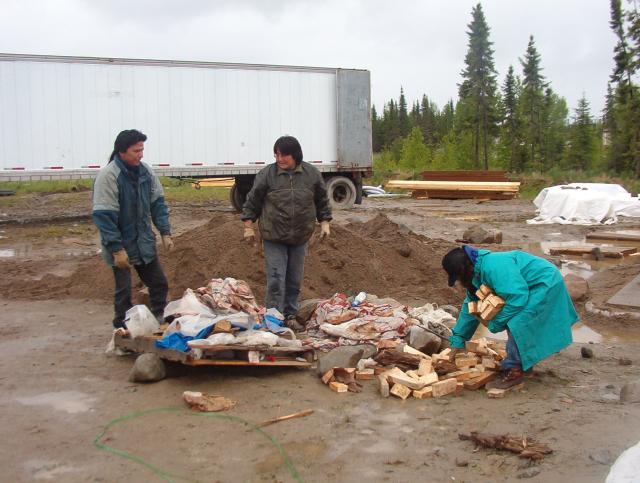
top-left (386, 175), bottom-right (520, 200)
top-left (468, 284), bottom-right (505, 323)
top-left (320, 338), bottom-right (506, 400)
top-left (548, 244), bottom-right (637, 259)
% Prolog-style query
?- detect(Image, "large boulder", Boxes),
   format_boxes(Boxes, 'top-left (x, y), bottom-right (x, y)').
top-left (407, 326), bottom-right (442, 355)
top-left (563, 273), bottom-right (589, 302)
top-left (463, 225), bottom-right (502, 244)
top-left (316, 345), bottom-right (377, 375)
top-left (620, 379), bottom-right (640, 403)
top-left (129, 353), bottom-right (166, 382)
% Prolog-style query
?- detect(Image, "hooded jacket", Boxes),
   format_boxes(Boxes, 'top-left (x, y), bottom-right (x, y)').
top-left (92, 156), bottom-right (171, 266)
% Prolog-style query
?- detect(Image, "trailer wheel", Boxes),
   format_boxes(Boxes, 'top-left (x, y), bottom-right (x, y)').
top-left (229, 184), bottom-right (247, 213)
top-left (326, 176), bottom-right (356, 209)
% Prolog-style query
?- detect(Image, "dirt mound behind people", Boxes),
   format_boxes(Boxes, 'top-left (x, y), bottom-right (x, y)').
top-left (1, 213), bottom-right (461, 306)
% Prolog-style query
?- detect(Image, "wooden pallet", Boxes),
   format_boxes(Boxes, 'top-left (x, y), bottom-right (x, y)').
top-left (114, 333), bottom-right (314, 367)
top-left (548, 245), bottom-right (637, 258)
top-left (411, 189), bottom-right (516, 200)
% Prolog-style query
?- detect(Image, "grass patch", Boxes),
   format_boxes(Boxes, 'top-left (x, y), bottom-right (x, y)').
top-left (0, 179), bottom-right (93, 195)
top-left (161, 178), bottom-right (230, 203)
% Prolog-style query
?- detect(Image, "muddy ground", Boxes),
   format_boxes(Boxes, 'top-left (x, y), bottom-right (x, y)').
top-left (1, 191), bottom-right (640, 482)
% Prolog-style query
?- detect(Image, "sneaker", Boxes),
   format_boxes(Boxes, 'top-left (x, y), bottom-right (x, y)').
top-left (485, 368), bottom-right (525, 390)
top-left (284, 316), bottom-right (305, 332)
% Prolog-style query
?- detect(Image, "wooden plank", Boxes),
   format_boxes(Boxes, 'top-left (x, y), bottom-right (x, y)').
top-left (188, 344), bottom-right (314, 354)
top-left (422, 190), bottom-right (516, 200)
top-left (606, 273), bottom-right (640, 309)
top-left (586, 232), bottom-right (640, 242)
top-left (548, 245), bottom-right (637, 258)
top-left (386, 180), bottom-right (521, 192)
top-left (421, 170), bottom-right (508, 182)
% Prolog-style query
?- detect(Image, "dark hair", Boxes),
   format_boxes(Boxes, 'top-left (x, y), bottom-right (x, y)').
top-left (109, 129), bottom-right (147, 162)
top-left (273, 136), bottom-right (303, 165)
top-left (442, 247), bottom-right (473, 287)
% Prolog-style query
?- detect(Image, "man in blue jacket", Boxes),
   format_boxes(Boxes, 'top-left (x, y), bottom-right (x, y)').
top-left (442, 246), bottom-right (579, 390)
top-left (93, 129), bottom-right (174, 329)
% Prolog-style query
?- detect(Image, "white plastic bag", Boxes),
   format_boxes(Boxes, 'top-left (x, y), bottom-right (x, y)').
top-left (163, 289), bottom-right (215, 319)
top-left (124, 305), bottom-right (160, 338)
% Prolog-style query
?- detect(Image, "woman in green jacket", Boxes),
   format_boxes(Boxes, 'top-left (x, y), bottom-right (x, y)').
top-left (442, 246), bottom-right (579, 390)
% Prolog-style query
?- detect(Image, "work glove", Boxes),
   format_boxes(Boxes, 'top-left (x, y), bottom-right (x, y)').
top-left (319, 221), bottom-right (330, 240)
top-left (243, 226), bottom-right (255, 243)
top-left (112, 249), bottom-right (131, 269)
top-left (162, 235), bottom-right (174, 252)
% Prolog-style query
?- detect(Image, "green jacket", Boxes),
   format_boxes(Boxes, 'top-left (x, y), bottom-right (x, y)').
top-left (450, 249), bottom-right (579, 371)
top-left (241, 162), bottom-right (332, 245)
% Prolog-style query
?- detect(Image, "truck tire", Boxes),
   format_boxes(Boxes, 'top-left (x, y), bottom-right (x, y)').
top-left (229, 184), bottom-right (246, 213)
top-left (326, 176), bottom-right (356, 210)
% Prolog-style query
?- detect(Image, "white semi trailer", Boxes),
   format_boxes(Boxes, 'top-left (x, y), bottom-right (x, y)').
top-left (0, 53), bottom-right (372, 210)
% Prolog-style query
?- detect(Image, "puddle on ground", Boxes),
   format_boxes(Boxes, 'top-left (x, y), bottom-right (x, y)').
top-left (521, 238), bottom-right (640, 279)
top-left (475, 321), bottom-right (640, 344)
top-left (16, 390), bottom-right (96, 414)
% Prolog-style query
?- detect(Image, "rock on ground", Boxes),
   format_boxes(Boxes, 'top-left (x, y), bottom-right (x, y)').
top-left (296, 299), bottom-right (321, 323)
top-left (407, 326), bottom-right (442, 355)
top-left (462, 225), bottom-right (502, 244)
top-left (620, 379), bottom-right (640, 403)
top-left (564, 273), bottom-right (589, 302)
top-left (129, 353), bottom-right (166, 383)
top-left (316, 345), bottom-right (377, 375)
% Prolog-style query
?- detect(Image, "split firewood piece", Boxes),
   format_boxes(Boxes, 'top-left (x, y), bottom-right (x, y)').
top-left (417, 358), bottom-right (433, 376)
top-left (329, 381), bottom-right (348, 393)
top-left (390, 383), bottom-right (412, 400)
top-left (377, 374), bottom-right (390, 397)
top-left (333, 367), bottom-right (362, 392)
top-left (465, 339), bottom-right (489, 355)
top-left (458, 432), bottom-right (553, 460)
top-left (183, 391), bottom-right (236, 412)
top-left (467, 300), bottom-right (480, 315)
top-left (388, 372), bottom-right (427, 390)
top-left (434, 358), bottom-right (459, 376)
top-left (374, 349), bottom-right (422, 371)
top-left (485, 294), bottom-right (505, 309)
top-left (355, 369), bottom-right (375, 380)
top-left (455, 354), bottom-right (480, 368)
top-left (482, 357), bottom-right (497, 369)
top-left (432, 378), bottom-right (458, 398)
top-left (475, 284), bottom-right (492, 300)
top-left (321, 369), bottom-right (335, 385)
top-left (412, 386), bottom-right (433, 399)
top-left (402, 344), bottom-right (430, 359)
top-left (463, 371), bottom-right (497, 390)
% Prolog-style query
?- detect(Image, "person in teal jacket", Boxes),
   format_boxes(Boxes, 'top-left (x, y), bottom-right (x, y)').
top-left (442, 246), bottom-right (579, 390)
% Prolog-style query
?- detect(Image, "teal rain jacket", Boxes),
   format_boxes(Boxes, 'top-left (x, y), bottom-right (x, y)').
top-left (449, 249), bottom-right (579, 371)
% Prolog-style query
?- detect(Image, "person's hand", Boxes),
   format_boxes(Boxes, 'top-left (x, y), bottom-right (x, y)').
top-left (162, 235), bottom-right (174, 252)
top-left (243, 226), bottom-right (255, 243)
top-left (319, 221), bottom-right (330, 240)
top-left (113, 249), bottom-right (131, 269)
top-left (448, 347), bottom-right (462, 362)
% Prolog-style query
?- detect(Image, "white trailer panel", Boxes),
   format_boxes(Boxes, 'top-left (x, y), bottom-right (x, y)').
top-left (0, 55), bottom-right (351, 176)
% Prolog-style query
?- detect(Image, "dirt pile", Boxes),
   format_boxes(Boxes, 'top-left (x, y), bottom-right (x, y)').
top-left (1, 213), bottom-right (461, 306)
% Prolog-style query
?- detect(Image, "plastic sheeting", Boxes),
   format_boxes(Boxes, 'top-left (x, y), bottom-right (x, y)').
top-left (605, 441), bottom-right (640, 483)
top-left (527, 183), bottom-right (640, 225)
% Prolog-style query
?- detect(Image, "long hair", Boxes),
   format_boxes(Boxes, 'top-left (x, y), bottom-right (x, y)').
top-left (108, 129), bottom-right (147, 163)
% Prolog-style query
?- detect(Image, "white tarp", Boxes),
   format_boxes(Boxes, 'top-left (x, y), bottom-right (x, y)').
top-left (527, 183), bottom-right (640, 225)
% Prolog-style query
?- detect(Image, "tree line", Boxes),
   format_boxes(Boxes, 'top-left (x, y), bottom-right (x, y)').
top-left (372, 1), bottom-right (640, 178)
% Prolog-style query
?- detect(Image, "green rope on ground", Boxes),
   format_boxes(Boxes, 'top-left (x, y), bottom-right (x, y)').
top-left (93, 407), bottom-right (303, 483)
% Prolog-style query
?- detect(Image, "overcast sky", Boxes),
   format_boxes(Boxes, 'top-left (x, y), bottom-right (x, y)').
top-left (1, 0), bottom-right (615, 117)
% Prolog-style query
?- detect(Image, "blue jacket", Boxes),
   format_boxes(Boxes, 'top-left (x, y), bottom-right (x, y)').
top-left (450, 249), bottom-right (579, 371)
top-left (92, 156), bottom-right (171, 266)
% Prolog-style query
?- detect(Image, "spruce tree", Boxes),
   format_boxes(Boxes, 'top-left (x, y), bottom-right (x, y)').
top-left (520, 35), bottom-right (547, 171)
top-left (458, 3), bottom-right (499, 169)
top-left (398, 88), bottom-right (410, 137)
top-left (565, 94), bottom-right (597, 171)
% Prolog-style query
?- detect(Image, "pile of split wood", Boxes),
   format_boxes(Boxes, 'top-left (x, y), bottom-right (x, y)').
top-left (468, 284), bottom-right (505, 323)
top-left (386, 170), bottom-right (520, 201)
top-left (320, 337), bottom-right (518, 400)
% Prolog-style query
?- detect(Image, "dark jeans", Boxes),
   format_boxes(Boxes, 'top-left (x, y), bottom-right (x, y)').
top-left (112, 257), bottom-right (169, 328)
top-left (501, 329), bottom-right (523, 370)
top-left (263, 240), bottom-right (307, 318)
